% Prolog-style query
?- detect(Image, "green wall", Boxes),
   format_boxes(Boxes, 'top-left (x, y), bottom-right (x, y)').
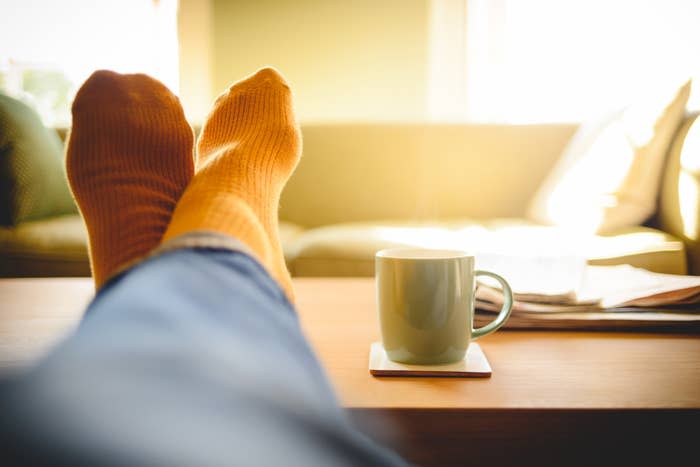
top-left (210, 0), bottom-right (430, 123)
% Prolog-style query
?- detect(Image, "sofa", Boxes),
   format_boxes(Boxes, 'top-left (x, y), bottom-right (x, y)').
top-left (2, 87), bottom-right (700, 279)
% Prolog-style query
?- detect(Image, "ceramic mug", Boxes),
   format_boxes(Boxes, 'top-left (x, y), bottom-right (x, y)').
top-left (375, 248), bottom-right (513, 365)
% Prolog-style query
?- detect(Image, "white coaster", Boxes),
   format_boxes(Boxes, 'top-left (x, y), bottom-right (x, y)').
top-left (369, 342), bottom-right (492, 377)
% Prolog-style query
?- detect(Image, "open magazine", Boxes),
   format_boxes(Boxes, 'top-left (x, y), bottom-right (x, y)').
top-left (473, 254), bottom-right (700, 330)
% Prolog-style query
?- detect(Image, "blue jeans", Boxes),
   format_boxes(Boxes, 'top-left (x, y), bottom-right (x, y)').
top-left (0, 249), bottom-right (406, 466)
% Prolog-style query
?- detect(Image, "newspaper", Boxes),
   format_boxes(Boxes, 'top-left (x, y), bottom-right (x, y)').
top-left (475, 253), bottom-right (589, 304)
top-left (475, 255), bottom-right (700, 314)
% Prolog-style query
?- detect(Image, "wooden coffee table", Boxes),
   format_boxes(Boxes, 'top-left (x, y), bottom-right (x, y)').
top-left (1, 277), bottom-right (699, 466)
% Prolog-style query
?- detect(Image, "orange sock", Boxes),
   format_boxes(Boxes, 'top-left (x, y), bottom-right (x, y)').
top-left (163, 67), bottom-right (301, 301)
top-left (67, 70), bottom-right (194, 289)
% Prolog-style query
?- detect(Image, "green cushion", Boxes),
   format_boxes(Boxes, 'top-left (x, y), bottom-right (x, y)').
top-left (0, 94), bottom-right (77, 226)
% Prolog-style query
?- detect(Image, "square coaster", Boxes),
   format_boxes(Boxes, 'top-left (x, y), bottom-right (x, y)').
top-left (369, 342), bottom-right (492, 377)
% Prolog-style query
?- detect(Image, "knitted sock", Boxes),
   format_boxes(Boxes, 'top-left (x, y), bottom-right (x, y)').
top-left (67, 70), bottom-right (194, 289)
top-left (163, 67), bottom-right (301, 301)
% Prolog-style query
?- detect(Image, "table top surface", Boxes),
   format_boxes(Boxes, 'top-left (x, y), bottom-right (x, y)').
top-left (2, 277), bottom-right (699, 410)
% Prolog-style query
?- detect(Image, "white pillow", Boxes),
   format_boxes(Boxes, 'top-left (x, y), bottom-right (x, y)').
top-left (526, 78), bottom-right (692, 234)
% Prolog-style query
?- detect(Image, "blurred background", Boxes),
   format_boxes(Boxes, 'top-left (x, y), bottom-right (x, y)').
top-left (2, 0), bottom-right (699, 127)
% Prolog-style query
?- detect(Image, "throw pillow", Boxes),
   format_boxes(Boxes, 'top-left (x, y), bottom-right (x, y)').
top-left (0, 94), bottom-right (77, 226)
top-left (526, 78), bottom-right (692, 234)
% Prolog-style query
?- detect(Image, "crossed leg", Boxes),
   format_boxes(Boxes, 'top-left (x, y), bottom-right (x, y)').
top-left (0, 69), bottom-right (406, 467)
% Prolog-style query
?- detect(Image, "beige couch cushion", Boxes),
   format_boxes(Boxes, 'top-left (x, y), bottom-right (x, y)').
top-left (287, 219), bottom-right (686, 277)
top-left (0, 216), bottom-right (306, 278)
top-left (281, 123), bottom-right (575, 228)
top-left (527, 78), bottom-right (692, 234)
top-left (0, 214), bottom-right (90, 277)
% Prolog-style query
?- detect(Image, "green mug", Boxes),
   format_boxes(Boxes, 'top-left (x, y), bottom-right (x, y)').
top-left (375, 248), bottom-right (513, 365)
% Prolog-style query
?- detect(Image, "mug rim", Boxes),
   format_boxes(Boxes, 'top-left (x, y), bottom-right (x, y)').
top-left (376, 247), bottom-right (473, 260)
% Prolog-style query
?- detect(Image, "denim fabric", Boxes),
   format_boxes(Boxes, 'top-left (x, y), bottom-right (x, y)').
top-left (0, 249), bottom-right (406, 467)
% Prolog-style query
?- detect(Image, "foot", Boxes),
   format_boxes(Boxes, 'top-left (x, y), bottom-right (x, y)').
top-left (163, 67), bottom-right (301, 301)
top-left (67, 70), bottom-right (194, 288)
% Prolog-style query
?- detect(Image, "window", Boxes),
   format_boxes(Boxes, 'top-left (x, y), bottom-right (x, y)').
top-left (429, 0), bottom-right (700, 123)
top-left (0, 0), bottom-right (179, 127)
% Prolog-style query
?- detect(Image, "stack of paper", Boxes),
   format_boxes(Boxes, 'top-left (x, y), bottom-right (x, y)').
top-left (474, 255), bottom-right (700, 331)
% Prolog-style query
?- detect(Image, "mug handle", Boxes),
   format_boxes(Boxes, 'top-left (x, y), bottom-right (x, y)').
top-left (472, 270), bottom-right (514, 340)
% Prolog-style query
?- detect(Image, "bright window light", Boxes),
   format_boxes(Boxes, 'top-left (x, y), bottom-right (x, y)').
top-left (0, 0), bottom-right (179, 127)
top-left (430, 0), bottom-right (700, 123)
